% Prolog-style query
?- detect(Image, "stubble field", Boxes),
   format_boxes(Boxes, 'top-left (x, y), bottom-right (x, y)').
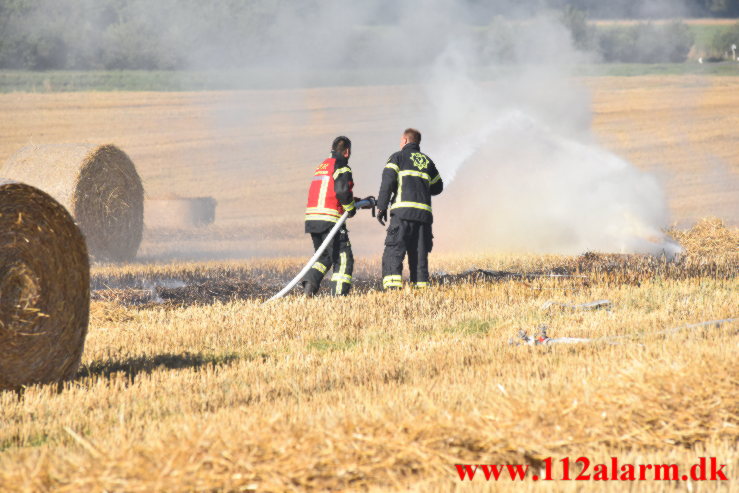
top-left (0, 75), bottom-right (737, 258)
top-left (0, 77), bottom-right (737, 491)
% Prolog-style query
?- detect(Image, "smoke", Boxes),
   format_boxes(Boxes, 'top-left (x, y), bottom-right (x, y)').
top-left (431, 107), bottom-right (678, 254)
top-left (413, 15), bottom-right (681, 255)
top-left (185, 1), bottom-right (682, 256)
top-left (6, 0), bottom-right (689, 257)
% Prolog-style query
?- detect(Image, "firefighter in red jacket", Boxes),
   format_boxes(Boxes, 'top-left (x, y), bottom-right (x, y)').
top-left (377, 128), bottom-right (443, 290)
top-left (302, 136), bottom-right (356, 296)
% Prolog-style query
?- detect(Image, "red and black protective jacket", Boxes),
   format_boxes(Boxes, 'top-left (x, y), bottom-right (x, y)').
top-left (305, 152), bottom-right (355, 233)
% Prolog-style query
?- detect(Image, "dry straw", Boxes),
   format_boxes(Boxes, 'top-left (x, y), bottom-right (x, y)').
top-left (145, 195), bottom-right (216, 229)
top-left (0, 181), bottom-right (90, 391)
top-left (2, 144), bottom-right (144, 262)
top-left (668, 217), bottom-right (739, 257)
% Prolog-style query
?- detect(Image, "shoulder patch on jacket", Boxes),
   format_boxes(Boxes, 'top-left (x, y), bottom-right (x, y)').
top-left (410, 153), bottom-right (429, 170)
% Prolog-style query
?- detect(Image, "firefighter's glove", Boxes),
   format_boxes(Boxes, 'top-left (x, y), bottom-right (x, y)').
top-left (347, 207), bottom-right (357, 218)
top-left (377, 209), bottom-right (387, 226)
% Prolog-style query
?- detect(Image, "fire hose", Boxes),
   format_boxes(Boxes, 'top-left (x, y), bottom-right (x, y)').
top-left (266, 197), bottom-right (376, 302)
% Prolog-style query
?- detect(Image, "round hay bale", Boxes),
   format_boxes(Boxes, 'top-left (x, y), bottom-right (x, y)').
top-left (145, 196), bottom-right (217, 229)
top-left (2, 144), bottom-right (144, 262)
top-left (0, 181), bottom-right (90, 391)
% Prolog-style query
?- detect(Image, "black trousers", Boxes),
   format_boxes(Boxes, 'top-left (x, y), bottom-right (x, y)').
top-left (303, 226), bottom-right (354, 295)
top-left (381, 216), bottom-right (432, 289)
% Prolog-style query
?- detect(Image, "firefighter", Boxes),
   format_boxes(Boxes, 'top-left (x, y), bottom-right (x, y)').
top-left (302, 136), bottom-right (356, 296)
top-left (377, 128), bottom-right (443, 290)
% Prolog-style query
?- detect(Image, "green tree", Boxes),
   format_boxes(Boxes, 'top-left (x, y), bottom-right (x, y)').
top-left (708, 22), bottom-right (739, 59)
top-left (560, 5), bottom-right (595, 51)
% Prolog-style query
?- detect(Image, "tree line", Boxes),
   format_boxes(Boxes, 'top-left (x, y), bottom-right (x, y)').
top-left (545, 0), bottom-right (739, 18)
top-left (0, 0), bottom-right (738, 70)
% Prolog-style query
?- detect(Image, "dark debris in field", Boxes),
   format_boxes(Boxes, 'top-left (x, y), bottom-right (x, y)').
top-left (91, 276), bottom-right (283, 307)
top-left (90, 252), bottom-right (736, 308)
top-left (91, 275), bottom-right (387, 307)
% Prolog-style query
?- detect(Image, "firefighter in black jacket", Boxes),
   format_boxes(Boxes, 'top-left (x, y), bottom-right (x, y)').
top-left (377, 128), bottom-right (443, 289)
top-left (302, 136), bottom-right (356, 296)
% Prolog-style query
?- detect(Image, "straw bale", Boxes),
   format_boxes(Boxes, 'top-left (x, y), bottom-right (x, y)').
top-left (668, 217), bottom-right (739, 257)
top-left (2, 144), bottom-right (144, 262)
top-left (0, 181), bottom-right (90, 391)
top-left (145, 196), bottom-right (216, 229)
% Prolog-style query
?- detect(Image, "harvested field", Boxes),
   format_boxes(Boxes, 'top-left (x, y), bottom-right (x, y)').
top-left (87, 219), bottom-right (738, 308)
top-left (145, 196), bottom-right (217, 229)
top-left (587, 76), bottom-right (739, 228)
top-left (0, 77), bottom-right (737, 491)
top-left (89, 246), bottom-right (737, 307)
top-left (0, 221), bottom-right (736, 491)
top-left (0, 76), bottom-right (737, 259)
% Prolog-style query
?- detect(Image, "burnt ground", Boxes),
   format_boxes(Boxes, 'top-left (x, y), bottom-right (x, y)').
top-left (91, 273), bottom-right (386, 307)
top-left (90, 252), bottom-right (737, 309)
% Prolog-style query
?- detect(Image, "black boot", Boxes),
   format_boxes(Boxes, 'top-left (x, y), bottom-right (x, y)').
top-left (303, 280), bottom-right (319, 297)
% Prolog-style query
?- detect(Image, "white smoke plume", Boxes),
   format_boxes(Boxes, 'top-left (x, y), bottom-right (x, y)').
top-left (175, 1), bottom-right (684, 256)
top-left (13, 0), bottom-right (684, 257)
top-left (419, 24), bottom-right (682, 255)
top-left (247, 3), bottom-right (683, 256)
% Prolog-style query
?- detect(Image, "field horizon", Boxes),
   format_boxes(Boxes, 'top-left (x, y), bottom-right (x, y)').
top-left (1, 75), bottom-right (738, 261)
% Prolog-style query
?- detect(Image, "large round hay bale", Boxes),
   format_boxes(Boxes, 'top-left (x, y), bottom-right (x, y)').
top-left (0, 181), bottom-right (90, 391)
top-left (2, 144), bottom-right (144, 262)
top-left (145, 195), bottom-right (217, 229)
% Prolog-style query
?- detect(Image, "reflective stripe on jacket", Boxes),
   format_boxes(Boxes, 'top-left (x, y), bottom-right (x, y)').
top-left (305, 153), bottom-right (354, 232)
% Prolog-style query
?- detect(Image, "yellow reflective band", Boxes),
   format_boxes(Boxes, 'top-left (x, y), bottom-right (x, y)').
top-left (317, 176), bottom-right (330, 208)
top-left (390, 201), bottom-right (432, 212)
top-left (430, 174), bottom-right (441, 185)
top-left (413, 282), bottom-right (430, 288)
top-left (333, 167), bottom-right (352, 180)
top-left (399, 170), bottom-right (431, 181)
top-left (305, 214), bottom-right (339, 223)
top-left (342, 200), bottom-right (355, 212)
top-left (332, 252), bottom-right (352, 288)
top-left (312, 262), bottom-right (327, 274)
top-left (306, 207), bottom-right (342, 217)
top-left (385, 163), bottom-right (399, 173)
top-left (383, 275), bottom-right (402, 287)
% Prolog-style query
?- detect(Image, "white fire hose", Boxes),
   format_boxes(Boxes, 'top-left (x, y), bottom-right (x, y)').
top-left (266, 197), bottom-right (376, 302)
